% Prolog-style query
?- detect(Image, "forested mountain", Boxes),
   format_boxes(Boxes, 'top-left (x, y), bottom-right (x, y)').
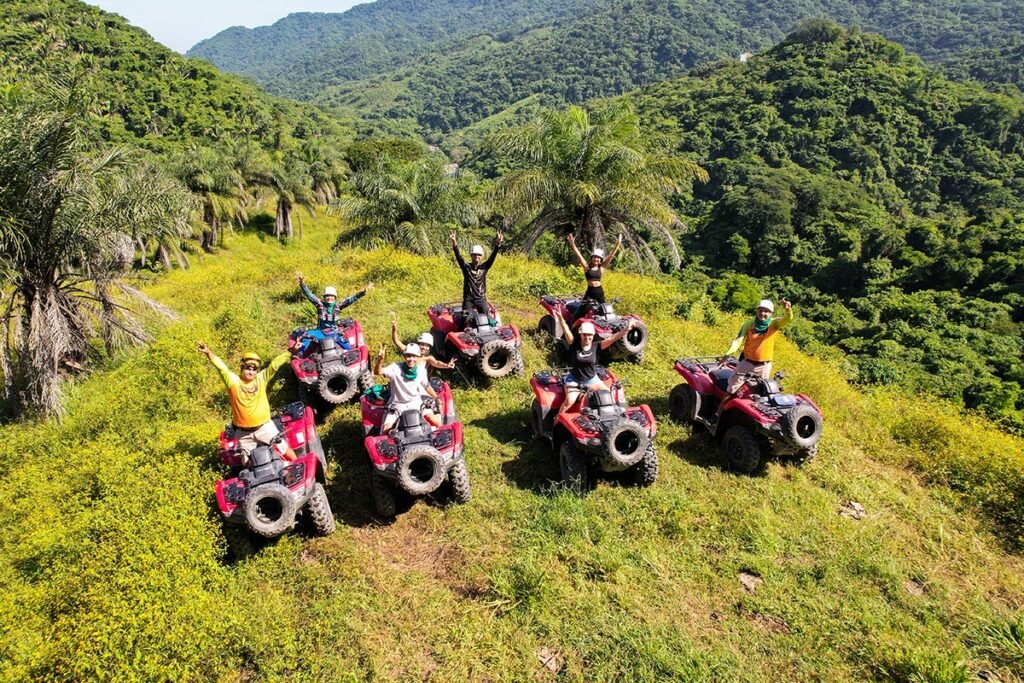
top-left (944, 39), bottom-right (1024, 91)
top-left (0, 0), bottom-right (348, 152)
top-left (612, 23), bottom-right (1024, 429)
top-left (189, 0), bottom-right (1024, 136)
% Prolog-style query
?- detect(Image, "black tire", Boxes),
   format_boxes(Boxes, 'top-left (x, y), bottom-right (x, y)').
top-left (243, 483), bottom-right (298, 538)
top-left (617, 319), bottom-right (648, 356)
top-left (630, 348), bottom-right (645, 364)
top-left (668, 384), bottom-right (699, 423)
top-left (306, 483), bottom-right (336, 536)
top-left (537, 314), bottom-right (557, 338)
top-left (477, 339), bottom-right (517, 379)
top-left (602, 420), bottom-right (649, 468)
top-left (370, 470), bottom-right (396, 518)
top-left (448, 459), bottom-right (471, 504)
top-left (784, 403), bottom-right (823, 450)
top-left (530, 400), bottom-right (546, 440)
top-left (318, 363), bottom-right (360, 404)
top-left (722, 425), bottom-right (762, 474)
top-left (511, 350), bottom-right (525, 376)
top-left (629, 443), bottom-right (658, 487)
top-left (223, 524), bottom-right (256, 561)
top-left (790, 444), bottom-right (817, 466)
top-left (395, 444), bottom-right (447, 495)
top-left (358, 369), bottom-right (376, 392)
top-left (559, 440), bottom-right (590, 494)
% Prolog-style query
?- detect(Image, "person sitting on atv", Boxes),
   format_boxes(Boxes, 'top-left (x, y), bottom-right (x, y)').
top-left (296, 272), bottom-right (374, 352)
top-left (449, 230), bottom-right (504, 320)
top-left (566, 232), bottom-right (623, 320)
top-left (713, 298), bottom-right (794, 422)
top-left (390, 314), bottom-right (456, 379)
top-left (552, 308), bottom-right (637, 415)
top-left (374, 343), bottom-right (443, 433)
top-left (198, 342), bottom-right (297, 464)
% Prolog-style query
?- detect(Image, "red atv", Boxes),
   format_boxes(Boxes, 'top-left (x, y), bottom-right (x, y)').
top-left (360, 381), bottom-right (468, 517)
top-left (668, 357), bottom-right (824, 472)
top-left (537, 295), bottom-right (648, 363)
top-left (288, 318), bottom-right (373, 405)
top-left (215, 402), bottom-right (334, 548)
top-left (529, 367), bottom-right (658, 492)
top-left (427, 302), bottom-right (524, 379)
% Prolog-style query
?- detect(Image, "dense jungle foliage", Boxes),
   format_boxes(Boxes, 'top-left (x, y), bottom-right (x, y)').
top-left (613, 23), bottom-right (1024, 431)
top-left (189, 0), bottom-right (1024, 136)
top-left (944, 39), bottom-right (1024, 91)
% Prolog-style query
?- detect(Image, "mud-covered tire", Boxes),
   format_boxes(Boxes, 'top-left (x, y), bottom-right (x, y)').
top-left (602, 420), bottom-right (649, 468)
top-left (790, 444), bottom-right (818, 466)
top-left (537, 314), bottom-right (557, 338)
top-left (617, 319), bottom-right (648, 356)
top-left (511, 350), bottom-right (525, 376)
top-left (559, 440), bottom-right (590, 494)
top-left (243, 483), bottom-right (298, 538)
top-left (306, 483), bottom-right (335, 536)
top-left (358, 369), bottom-right (376, 392)
top-left (723, 425), bottom-right (762, 474)
top-left (370, 470), bottom-right (396, 518)
top-left (668, 384), bottom-right (699, 423)
top-left (784, 403), bottom-right (823, 450)
top-left (629, 443), bottom-right (658, 487)
top-left (396, 444), bottom-right (447, 495)
top-left (318, 363), bottom-right (360, 404)
top-left (223, 524), bottom-right (256, 561)
top-left (477, 339), bottom-right (517, 379)
top-left (448, 459), bottom-right (471, 504)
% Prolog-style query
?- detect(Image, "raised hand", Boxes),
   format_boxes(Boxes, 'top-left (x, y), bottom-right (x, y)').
top-left (197, 342), bottom-right (211, 357)
top-left (446, 359), bottom-right (457, 369)
top-left (495, 230), bottom-right (505, 246)
top-left (376, 344), bottom-right (387, 361)
top-left (295, 271), bottom-right (303, 284)
top-left (449, 231), bottom-right (457, 246)
top-left (365, 282), bottom-right (375, 292)
top-left (566, 233), bottom-right (575, 245)
top-left (781, 298), bottom-right (792, 311)
top-left (616, 233), bottom-right (624, 245)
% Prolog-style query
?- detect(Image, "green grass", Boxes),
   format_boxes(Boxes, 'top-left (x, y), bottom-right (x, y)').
top-left (2, 211), bottom-right (1024, 681)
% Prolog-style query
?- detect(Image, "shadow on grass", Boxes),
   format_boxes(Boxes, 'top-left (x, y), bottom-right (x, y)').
top-left (470, 408), bottom-right (559, 495)
top-left (320, 416), bottom-right (392, 529)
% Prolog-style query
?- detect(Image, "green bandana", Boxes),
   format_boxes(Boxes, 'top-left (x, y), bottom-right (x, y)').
top-left (753, 317), bottom-right (771, 334)
top-left (402, 363), bottom-right (418, 381)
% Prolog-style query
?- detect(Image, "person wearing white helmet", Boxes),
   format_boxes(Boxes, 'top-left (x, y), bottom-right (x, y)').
top-left (552, 307), bottom-right (637, 415)
top-left (373, 343), bottom-right (443, 433)
top-left (296, 272), bottom-right (374, 352)
top-left (566, 232), bottom-right (623, 319)
top-left (390, 314), bottom-right (456, 381)
top-left (449, 230), bottom-right (504, 320)
top-left (713, 297), bottom-right (794, 421)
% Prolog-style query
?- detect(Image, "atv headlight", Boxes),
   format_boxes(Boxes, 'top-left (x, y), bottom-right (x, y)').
top-left (280, 462), bottom-right (306, 488)
top-left (342, 349), bottom-right (361, 365)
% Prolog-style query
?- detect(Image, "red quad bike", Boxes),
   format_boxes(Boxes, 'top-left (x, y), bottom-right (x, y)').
top-left (537, 295), bottom-right (649, 363)
top-left (530, 367), bottom-right (658, 492)
top-left (360, 380), bottom-right (468, 517)
top-left (214, 402), bottom-right (335, 552)
top-left (668, 357), bottom-right (824, 473)
top-left (288, 318), bottom-right (373, 405)
top-left (427, 302), bottom-right (524, 379)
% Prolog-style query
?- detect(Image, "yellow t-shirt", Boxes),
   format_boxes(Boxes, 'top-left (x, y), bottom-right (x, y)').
top-left (726, 308), bottom-right (794, 363)
top-left (211, 352), bottom-right (290, 428)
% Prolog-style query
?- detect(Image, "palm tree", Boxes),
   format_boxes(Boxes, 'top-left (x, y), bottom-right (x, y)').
top-left (330, 152), bottom-right (478, 254)
top-left (0, 79), bottom-right (193, 417)
top-left (173, 145), bottom-right (244, 250)
top-left (489, 103), bottom-right (708, 270)
top-left (299, 140), bottom-right (349, 205)
top-left (262, 153), bottom-right (316, 240)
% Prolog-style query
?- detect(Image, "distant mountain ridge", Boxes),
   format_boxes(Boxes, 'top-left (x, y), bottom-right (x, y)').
top-left (188, 0), bottom-right (1024, 135)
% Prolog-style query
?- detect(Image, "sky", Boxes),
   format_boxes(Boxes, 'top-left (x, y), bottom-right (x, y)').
top-left (89, 1), bottom-right (368, 54)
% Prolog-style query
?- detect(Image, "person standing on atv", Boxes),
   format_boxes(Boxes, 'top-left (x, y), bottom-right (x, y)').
top-left (566, 233), bottom-right (623, 320)
top-left (374, 343), bottom-right (444, 433)
top-left (713, 298), bottom-right (794, 421)
top-left (197, 343), bottom-right (297, 463)
top-left (552, 308), bottom-right (636, 415)
top-left (296, 272), bottom-right (374, 351)
top-left (450, 230), bottom-right (503, 319)
top-left (390, 314), bottom-right (456, 379)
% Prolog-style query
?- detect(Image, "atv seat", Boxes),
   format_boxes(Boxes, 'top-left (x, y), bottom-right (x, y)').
top-left (710, 368), bottom-right (735, 392)
top-left (396, 409), bottom-right (432, 444)
top-left (587, 389), bottom-right (622, 418)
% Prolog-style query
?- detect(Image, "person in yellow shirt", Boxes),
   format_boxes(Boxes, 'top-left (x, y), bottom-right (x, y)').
top-left (713, 298), bottom-right (793, 421)
top-left (198, 342), bottom-right (296, 463)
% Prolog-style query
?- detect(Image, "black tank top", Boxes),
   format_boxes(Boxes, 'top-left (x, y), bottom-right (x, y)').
top-left (571, 338), bottom-right (598, 382)
top-left (585, 265), bottom-right (602, 282)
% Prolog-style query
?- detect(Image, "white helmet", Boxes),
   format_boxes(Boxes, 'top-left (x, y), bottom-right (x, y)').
top-left (579, 322), bottom-right (597, 335)
top-left (591, 249), bottom-right (605, 260)
top-left (470, 245), bottom-right (485, 256)
top-left (757, 299), bottom-right (774, 313)
top-left (323, 286), bottom-right (337, 297)
top-left (416, 332), bottom-right (433, 346)
top-left (403, 343), bottom-right (422, 357)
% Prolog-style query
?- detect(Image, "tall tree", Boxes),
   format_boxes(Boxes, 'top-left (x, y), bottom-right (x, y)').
top-left (0, 80), bottom-right (193, 417)
top-left (173, 145), bottom-right (244, 250)
top-left (330, 152), bottom-right (478, 254)
top-left (489, 103), bottom-right (707, 270)
top-left (262, 153), bottom-right (316, 240)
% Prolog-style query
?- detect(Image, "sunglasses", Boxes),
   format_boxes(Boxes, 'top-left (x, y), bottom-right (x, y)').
top-left (241, 363), bottom-right (260, 371)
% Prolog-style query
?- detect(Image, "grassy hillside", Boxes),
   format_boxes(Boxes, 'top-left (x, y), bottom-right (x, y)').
top-left (2, 213), bottom-right (1024, 680)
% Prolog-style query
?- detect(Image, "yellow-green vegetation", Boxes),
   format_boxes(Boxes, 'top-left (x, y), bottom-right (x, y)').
top-left (2, 212), bottom-right (1024, 681)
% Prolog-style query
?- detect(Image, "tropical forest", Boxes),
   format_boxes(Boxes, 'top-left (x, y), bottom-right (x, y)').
top-left (2, 0), bottom-right (1024, 680)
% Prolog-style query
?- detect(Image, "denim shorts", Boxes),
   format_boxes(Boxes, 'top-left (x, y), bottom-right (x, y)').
top-left (564, 373), bottom-right (604, 389)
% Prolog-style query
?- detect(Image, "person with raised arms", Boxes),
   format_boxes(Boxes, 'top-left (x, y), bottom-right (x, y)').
top-left (295, 271), bottom-right (374, 352)
top-left (373, 343), bottom-right (443, 434)
top-left (449, 230), bottom-right (503, 319)
top-left (552, 307), bottom-right (636, 415)
top-left (390, 313), bottom-right (456, 379)
top-left (566, 232), bottom-right (622, 320)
